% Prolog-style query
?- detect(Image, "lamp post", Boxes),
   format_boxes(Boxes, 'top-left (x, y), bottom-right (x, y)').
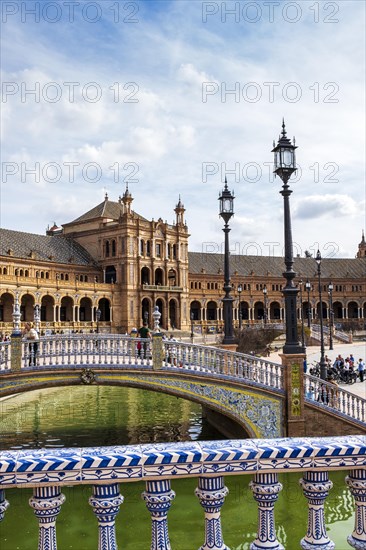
top-left (328, 282), bottom-right (334, 351)
top-left (219, 179), bottom-right (235, 345)
top-left (299, 280), bottom-right (305, 348)
top-left (315, 251), bottom-right (327, 380)
top-left (237, 283), bottom-right (243, 329)
top-left (305, 280), bottom-right (311, 328)
top-left (272, 120), bottom-right (304, 354)
top-left (96, 307), bottom-right (101, 335)
top-left (190, 311), bottom-right (194, 343)
top-left (262, 285), bottom-right (268, 325)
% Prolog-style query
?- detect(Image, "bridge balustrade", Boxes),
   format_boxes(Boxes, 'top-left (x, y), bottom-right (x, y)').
top-left (2, 335), bottom-right (284, 390)
top-left (2, 336), bottom-right (365, 428)
top-left (0, 436), bottom-right (365, 550)
top-left (304, 374), bottom-right (366, 424)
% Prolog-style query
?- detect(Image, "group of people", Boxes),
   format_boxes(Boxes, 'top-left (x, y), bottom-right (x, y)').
top-left (327, 353), bottom-right (365, 384)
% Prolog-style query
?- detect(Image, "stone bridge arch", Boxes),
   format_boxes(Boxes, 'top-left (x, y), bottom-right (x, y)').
top-left (0, 369), bottom-right (284, 439)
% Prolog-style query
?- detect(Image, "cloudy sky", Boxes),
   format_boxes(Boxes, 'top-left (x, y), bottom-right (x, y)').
top-left (1, 0), bottom-right (365, 259)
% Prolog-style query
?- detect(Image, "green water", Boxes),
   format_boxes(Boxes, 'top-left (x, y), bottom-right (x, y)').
top-left (0, 386), bottom-right (356, 549)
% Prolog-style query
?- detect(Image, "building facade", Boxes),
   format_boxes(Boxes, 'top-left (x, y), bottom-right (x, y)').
top-left (0, 192), bottom-right (365, 336)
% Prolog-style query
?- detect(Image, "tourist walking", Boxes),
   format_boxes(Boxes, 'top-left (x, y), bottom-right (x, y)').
top-left (357, 358), bottom-right (365, 383)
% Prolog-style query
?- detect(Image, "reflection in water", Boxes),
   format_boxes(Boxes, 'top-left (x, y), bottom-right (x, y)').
top-left (0, 385), bottom-right (224, 450)
top-left (0, 385), bottom-right (355, 549)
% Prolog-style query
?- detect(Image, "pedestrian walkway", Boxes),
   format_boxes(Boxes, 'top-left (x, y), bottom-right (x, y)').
top-left (269, 342), bottom-right (366, 399)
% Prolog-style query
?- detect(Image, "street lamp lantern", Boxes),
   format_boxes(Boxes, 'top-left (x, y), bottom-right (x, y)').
top-left (315, 251), bottom-right (327, 380)
top-left (219, 179), bottom-right (235, 345)
top-left (328, 281), bottom-right (334, 351)
top-left (237, 283), bottom-right (243, 329)
top-left (272, 120), bottom-right (303, 354)
top-left (272, 120), bottom-right (297, 185)
top-left (305, 280), bottom-right (312, 328)
top-left (262, 285), bottom-right (268, 325)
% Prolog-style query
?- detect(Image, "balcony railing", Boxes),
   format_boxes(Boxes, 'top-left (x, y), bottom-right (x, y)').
top-left (0, 436), bottom-right (365, 550)
top-left (142, 284), bottom-right (183, 292)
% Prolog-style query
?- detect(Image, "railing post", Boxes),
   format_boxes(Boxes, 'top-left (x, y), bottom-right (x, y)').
top-left (195, 475), bottom-right (229, 550)
top-left (89, 483), bottom-right (124, 550)
top-left (299, 471), bottom-right (334, 549)
top-left (152, 332), bottom-right (163, 370)
top-left (280, 352), bottom-right (306, 436)
top-left (142, 479), bottom-right (175, 550)
top-left (346, 469), bottom-right (366, 548)
top-left (29, 485), bottom-right (66, 550)
top-left (249, 473), bottom-right (284, 550)
top-left (0, 489), bottom-right (9, 521)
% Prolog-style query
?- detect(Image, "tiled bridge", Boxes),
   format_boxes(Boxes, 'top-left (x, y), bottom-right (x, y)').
top-left (1, 335), bottom-right (365, 438)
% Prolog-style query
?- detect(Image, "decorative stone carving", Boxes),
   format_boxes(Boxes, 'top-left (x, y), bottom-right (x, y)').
top-left (299, 471), bottom-right (334, 549)
top-left (142, 479), bottom-right (175, 550)
top-left (195, 475), bottom-right (229, 550)
top-left (29, 485), bottom-right (66, 550)
top-left (89, 483), bottom-right (124, 550)
top-left (346, 469), bottom-right (366, 549)
top-left (249, 473), bottom-right (284, 550)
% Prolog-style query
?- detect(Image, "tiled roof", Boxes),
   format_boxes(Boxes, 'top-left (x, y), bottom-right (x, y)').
top-left (67, 199), bottom-right (148, 224)
top-left (0, 228), bottom-right (97, 266)
top-left (188, 252), bottom-right (366, 279)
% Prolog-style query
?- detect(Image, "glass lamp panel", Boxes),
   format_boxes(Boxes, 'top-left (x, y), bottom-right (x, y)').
top-left (223, 198), bottom-right (233, 212)
top-left (282, 149), bottom-right (293, 167)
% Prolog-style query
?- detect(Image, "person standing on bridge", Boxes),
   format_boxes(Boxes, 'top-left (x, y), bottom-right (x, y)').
top-left (357, 358), bottom-right (365, 383)
top-left (138, 322), bottom-right (151, 359)
top-left (22, 322), bottom-right (39, 366)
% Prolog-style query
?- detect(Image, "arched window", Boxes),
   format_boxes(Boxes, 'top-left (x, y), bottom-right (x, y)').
top-left (105, 241), bottom-right (110, 257)
top-left (65, 274), bottom-right (69, 281)
top-left (112, 240), bottom-right (116, 257)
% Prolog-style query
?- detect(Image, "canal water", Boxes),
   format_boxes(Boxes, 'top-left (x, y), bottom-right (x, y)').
top-left (0, 386), bottom-right (355, 549)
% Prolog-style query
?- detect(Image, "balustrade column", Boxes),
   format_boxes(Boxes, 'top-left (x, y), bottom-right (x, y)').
top-left (89, 483), bottom-right (124, 550)
top-left (142, 479), bottom-right (175, 550)
top-left (0, 489), bottom-right (9, 521)
top-left (299, 471), bottom-right (334, 549)
top-left (346, 469), bottom-right (366, 548)
top-left (249, 473), bottom-right (283, 550)
top-left (29, 485), bottom-right (65, 550)
top-left (195, 475), bottom-right (229, 550)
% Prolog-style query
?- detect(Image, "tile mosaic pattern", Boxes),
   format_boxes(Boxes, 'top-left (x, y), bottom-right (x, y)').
top-left (0, 436), bottom-right (365, 489)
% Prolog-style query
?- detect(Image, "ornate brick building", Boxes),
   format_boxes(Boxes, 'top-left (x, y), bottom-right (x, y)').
top-left (0, 191), bottom-right (365, 335)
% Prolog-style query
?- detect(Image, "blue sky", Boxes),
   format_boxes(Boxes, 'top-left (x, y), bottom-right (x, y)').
top-left (1, 0), bottom-right (365, 258)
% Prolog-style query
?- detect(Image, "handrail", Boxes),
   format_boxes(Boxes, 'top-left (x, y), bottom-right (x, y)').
top-left (0, 436), bottom-right (365, 550)
top-left (304, 373), bottom-right (365, 424)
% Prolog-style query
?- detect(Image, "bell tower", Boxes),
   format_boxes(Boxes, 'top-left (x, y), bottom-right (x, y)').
top-left (175, 196), bottom-right (185, 226)
top-left (121, 184), bottom-right (133, 215)
top-left (357, 230), bottom-right (366, 258)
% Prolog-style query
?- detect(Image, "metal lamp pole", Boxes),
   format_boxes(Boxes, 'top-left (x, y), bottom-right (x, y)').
top-left (299, 280), bottom-right (305, 348)
top-left (305, 280), bottom-right (311, 328)
top-left (272, 120), bottom-right (304, 354)
top-left (328, 282), bottom-right (334, 351)
top-left (219, 179), bottom-right (235, 345)
top-left (263, 285), bottom-right (268, 325)
top-left (237, 283), bottom-right (243, 329)
top-left (315, 251), bottom-right (327, 380)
